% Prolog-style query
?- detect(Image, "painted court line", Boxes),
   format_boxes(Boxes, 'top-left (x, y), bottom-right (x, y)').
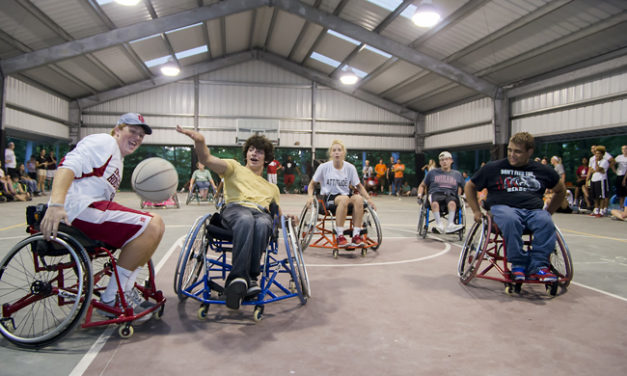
top-left (307, 243), bottom-right (451, 267)
top-left (69, 236), bottom-right (185, 376)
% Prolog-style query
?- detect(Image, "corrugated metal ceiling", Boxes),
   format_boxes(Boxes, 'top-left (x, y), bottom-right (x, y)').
top-left (0, 0), bottom-right (625, 117)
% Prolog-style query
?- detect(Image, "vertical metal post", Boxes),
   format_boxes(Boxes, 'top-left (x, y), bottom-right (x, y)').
top-left (0, 70), bottom-right (6, 168)
top-left (414, 113), bottom-right (426, 183)
top-left (311, 81), bottom-right (316, 168)
top-left (492, 89), bottom-right (510, 160)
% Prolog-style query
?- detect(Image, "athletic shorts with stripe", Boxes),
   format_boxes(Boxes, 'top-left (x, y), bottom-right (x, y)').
top-left (71, 201), bottom-right (153, 249)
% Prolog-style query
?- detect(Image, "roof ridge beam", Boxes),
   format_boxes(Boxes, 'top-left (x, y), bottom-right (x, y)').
top-left (271, 0), bottom-right (498, 97)
top-left (1, 0), bottom-right (269, 75)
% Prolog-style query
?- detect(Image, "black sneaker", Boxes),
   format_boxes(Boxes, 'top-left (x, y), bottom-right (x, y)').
top-left (246, 279), bottom-right (261, 299)
top-left (225, 278), bottom-right (247, 310)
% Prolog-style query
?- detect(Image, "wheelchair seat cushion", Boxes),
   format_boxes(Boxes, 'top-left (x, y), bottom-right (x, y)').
top-left (207, 212), bottom-right (233, 241)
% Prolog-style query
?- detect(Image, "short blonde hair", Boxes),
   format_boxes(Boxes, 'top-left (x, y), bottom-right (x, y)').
top-left (111, 123), bottom-right (127, 136)
top-left (328, 139), bottom-right (346, 157)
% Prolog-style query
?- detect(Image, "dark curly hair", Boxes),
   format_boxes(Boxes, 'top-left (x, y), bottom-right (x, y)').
top-left (242, 134), bottom-right (274, 166)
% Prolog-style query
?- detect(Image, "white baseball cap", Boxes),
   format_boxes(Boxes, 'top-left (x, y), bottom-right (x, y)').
top-left (117, 113), bottom-right (152, 135)
top-left (439, 151), bottom-right (452, 159)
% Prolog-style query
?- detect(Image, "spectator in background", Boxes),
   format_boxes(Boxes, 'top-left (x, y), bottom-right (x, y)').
top-left (374, 159), bottom-right (387, 194)
top-left (391, 158), bottom-right (405, 197)
top-left (588, 144), bottom-right (613, 216)
top-left (387, 156), bottom-right (395, 195)
top-left (362, 159), bottom-right (373, 182)
top-left (36, 148), bottom-right (48, 194)
top-left (610, 199), bottom-right (627, 221)
top-left (283, 155), bottom-right (299, 194)
top-left (26, 155), bottom-right (37, 180)
top-left (10, 175), bottom-right (31, 201)
top-left (0, 160), bottom-right (15, 201)
top-left (541, 157), bottom-right (548, 165)
top-left (462, 171), bottom-right (470, 184)
top-left (4, 142), bottom-right (17, 178)
top-left (46, 151), bottom-right (57, 191)
top-left (550, 156), bottom-right (566, 184)
top-left (574, 157), bottom-right (591, 209)
top-left (587, 145), bottom-right (610, 217)
top-left (18, 163), bottom-right (39, 196)
top-left (266, 159), bottom-right (282, 185)
top-left (612, 145), bottom-right (627, 208)
top-left (421, 159), bottom-right (436, 173)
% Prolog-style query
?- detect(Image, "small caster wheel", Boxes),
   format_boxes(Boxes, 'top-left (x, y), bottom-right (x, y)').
top-left (504, 284), bottom-right (513, 295)
top-left (197, 306), bottom-right (209, 320)
top-left (253, 306), bottom-right (264, 322)
top-left (289, 280), bottom-right (296, 293)
top-left (547, 282), bottom-right (558, 296)
top-left (119, 324), bottom-right (134, 339)
top-left (361, 248), bottom-right (367, 257)
top-left (333, 249), bottom-right (339, 259)
top-left (153, 304), bottom-right (165, 320)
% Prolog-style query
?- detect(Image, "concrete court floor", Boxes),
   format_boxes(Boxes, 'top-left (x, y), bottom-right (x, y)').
top-left (0, 192), bottom-right (626, 375)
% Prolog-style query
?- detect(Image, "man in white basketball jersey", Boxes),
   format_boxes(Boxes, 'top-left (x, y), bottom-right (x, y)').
top-left (40, 113), bottom-right (165, 318)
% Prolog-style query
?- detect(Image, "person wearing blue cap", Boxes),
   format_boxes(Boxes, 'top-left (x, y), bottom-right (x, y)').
top-left (40, 113), bottom-right (164, 321)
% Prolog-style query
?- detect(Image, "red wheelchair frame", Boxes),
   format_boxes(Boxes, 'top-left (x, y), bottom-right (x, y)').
top-left (458, 214), bottom-right (573, 296)
top-left (0, 204), bottom-right (165, 348)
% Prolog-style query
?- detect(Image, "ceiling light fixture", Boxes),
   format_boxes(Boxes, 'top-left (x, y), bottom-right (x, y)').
top-left (115, 0), bottom-right (141, 6)
top-left (339, 68), bottom-right (359, 85)
top-left (160, 58), bottom-right (180, 76)
top-left (412, 0), bottom-right (441, 28)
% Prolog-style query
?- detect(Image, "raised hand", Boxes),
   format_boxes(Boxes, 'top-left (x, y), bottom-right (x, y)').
top-left (176, 125), bottom-right (205, 144)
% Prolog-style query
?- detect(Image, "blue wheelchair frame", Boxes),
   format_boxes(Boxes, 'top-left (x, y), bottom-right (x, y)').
top-left (417, 196), bottom-right (466, 241)
top-left (173, 210), bottom-right (309, 321)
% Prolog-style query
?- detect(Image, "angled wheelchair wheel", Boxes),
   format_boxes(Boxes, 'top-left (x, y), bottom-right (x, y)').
top-left (283, 217), bottom-right (310, 304)
top-left (185, 189), bottom-right (195, 205)
top-left (363, 204), bottom-right (382, 251)
top-left (417, 204), bottom-right (428, 239)
top-left (297, 200), bottom-right (319, 251)
top-left (173, 193), bottom-right (181, 208)
top-left (174, 214), bottom-right (210, 301)
top-left (458, 219), bottom-right (488, 284)
top-left (0, 234), bottom-right (93, 349)
top-left (550, 227), bottom-right (574, 289)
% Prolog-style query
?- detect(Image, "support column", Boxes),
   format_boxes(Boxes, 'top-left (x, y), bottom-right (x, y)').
top-left (492, 88), bottom-right (510, 160)
top-left (310, 81), bottom-right (317, 169)
top-left (414, 113), bottom-right (426, 183)
top-left (0, 70), bottom-right (6, 168)
top-left (191, 76), bottom-right (200, 172)
top-left (69, 100), bottom-right (81, 146)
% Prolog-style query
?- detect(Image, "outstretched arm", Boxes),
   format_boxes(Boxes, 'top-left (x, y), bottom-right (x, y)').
top-left (176, 125), bottom-right (228, 176)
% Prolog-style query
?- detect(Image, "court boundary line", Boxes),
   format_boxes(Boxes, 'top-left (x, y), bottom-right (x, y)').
top-left (69, 236), bottom-right (185, 376)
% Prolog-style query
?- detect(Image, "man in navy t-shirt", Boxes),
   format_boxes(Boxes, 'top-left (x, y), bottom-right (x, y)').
top-left (465, 132), bottom-right (566, 282)
top-left (417, 151), bottom-right (465, 233)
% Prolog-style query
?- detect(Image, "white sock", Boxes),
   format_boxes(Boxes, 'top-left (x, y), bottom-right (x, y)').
top-left (125, 267), bottom-right (142, 292)
top-left (336, 226), bottom-right (344, 236)
top-left (101, 266), bottom-right (133, 302)
top-left (352, 227), bottom-right (361, 237)
top-left (448, 215), bottom-right (455, 226)
top-left (434, 212), bottom-right (441, 223)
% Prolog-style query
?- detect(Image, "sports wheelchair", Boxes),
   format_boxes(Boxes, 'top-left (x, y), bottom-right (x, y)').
top-left (0, 204), bottom-right (165, 349)
top-left (457, 213), bottom-right (573, 296)
top-left (417, 195), bottom-right (466, 240)
top-left (186, 182), bottom-right (217, 206)
top-left (297, 195), bottom-right (382, 258)
top-left (173, 204), bottom-right (309, 322)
